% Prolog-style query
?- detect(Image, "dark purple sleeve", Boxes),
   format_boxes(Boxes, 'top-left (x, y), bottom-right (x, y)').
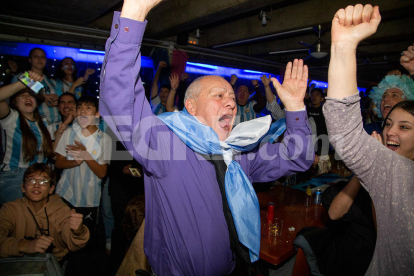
top-left (99, 12), bottom-right (175, 177)
top-left (244, 110), bottom-right (314, 182)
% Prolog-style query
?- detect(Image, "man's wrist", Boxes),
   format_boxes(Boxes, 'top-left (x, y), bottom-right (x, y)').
top-left (285, 103), bottom-right (305, 111)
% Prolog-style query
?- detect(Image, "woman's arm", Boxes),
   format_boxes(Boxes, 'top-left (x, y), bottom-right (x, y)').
top-left (328, 5), bottom-right (381, 100)
top-left (328, 175), bottom-right (361, 220)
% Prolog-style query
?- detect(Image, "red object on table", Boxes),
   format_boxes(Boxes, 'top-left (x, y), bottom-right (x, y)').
top-left (257, 186), bottom-right (328, 266)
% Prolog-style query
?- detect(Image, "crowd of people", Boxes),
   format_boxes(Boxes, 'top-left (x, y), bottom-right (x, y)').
top-left (1, 0), bottom-right (414, 275)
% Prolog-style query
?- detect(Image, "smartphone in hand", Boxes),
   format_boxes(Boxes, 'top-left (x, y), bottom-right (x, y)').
top-left (18, 72), bottom-right (44, 93)
top-left (129, 167), bottom-right (141, 177)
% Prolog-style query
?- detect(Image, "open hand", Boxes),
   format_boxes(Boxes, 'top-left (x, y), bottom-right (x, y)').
top-left (400, 44), bottom-right (414, 75)
top-left (271, 59), bottom-right (307, 111)
top-left (69, 209), bottom-right (84, 235)
top-left (169, 73), bottom-right (179, 90)
top-left (331, 4), bottom-right (381, 47)
top-left (66, 140), bottom-right (90, 161)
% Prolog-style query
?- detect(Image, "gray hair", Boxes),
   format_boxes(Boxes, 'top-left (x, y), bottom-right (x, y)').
top-left (184, 76), bottom-right (204, 102)
top-left (184, 75), bottom-right (229, 103)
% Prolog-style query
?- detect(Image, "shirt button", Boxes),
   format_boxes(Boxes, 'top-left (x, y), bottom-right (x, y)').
top-left (124, 27), bottom-right (129, 32)
top-left (115, 24), bottom-right (118, 29)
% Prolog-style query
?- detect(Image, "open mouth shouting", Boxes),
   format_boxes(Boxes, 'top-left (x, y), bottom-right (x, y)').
top-left (25, 101), bottom-right (34, 107)
top-left (386, 140), bottom-right (400, 151)
top-left (218, 114), bottom-right (233, 131)
top-left (78, 115), bottom-right (89, 125)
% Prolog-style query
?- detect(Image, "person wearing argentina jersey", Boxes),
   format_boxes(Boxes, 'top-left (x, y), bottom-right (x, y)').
top-left (0, 72), bottom-right (54, 205)
top-left (55, 96), bottom-right (111, 239)
top-left (232, 76), bottom-right (266, 126)
top-left (53, 57), bottom-right (96, 99)
top-left (12, 48), bottom-right (60, 124)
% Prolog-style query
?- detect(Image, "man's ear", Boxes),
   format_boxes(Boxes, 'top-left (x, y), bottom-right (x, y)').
top-left (185, 99), bottom-right (197, 116)
top-left (49, 185), bottom-right (55, 195)
top-left (95, 110), bottom-right (100, 118)
top-left (21, 183), bottom-right (26, 194)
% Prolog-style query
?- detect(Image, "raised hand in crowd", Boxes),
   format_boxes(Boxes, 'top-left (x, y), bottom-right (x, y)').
top-left (260, 74), bottom-right (276, 103)
top-left (271, 59), bottom-right (307, 111)
top-left (400, 43), bottom-right (414, 76)
top-left (251, 79), bottom-right (259, 87)
top-left (8, 60), bottom-right (18, 74)
top-left (151, 61), bottom-right (168, 99)
top-left (166, 73), bottom-right (179, 112)
top-left (230, 74), bottom-right (238, 86)
top-left (328, 4), bottom-right (381, 100)
top-left (121, 0), bottom-right (164, 21)
top-left (43, 94), bottom-right (59, 107)
top-left (53, 114), bottom-right (75, 152)
top-left (69, 209), bottom-right (85, 235)
top-left (181, 73), bottom-right (189, 82)
top-left (18, 235), bottom-right (54, 254)
top-left (83, 68), bottom-right (96, 80)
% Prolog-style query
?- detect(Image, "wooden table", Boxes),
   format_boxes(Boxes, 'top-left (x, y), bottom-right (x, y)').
top-left (257, 186), bottom-right (328, 266)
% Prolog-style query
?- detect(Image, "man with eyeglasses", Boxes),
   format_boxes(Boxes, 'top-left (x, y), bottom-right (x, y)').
top-left (0, 163), bottom-right (89, 263)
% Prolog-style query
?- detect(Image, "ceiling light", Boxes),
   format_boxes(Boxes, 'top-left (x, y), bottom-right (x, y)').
top-left (259, 10), bottom-right (271, 26)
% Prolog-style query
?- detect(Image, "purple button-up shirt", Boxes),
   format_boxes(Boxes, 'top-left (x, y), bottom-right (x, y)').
top-left (100, 12), bottom-right (314, 276)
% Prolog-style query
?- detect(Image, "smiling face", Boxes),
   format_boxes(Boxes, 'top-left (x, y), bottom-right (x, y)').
top-left (61, 58), bottom-right (75, 77)
top-left (236, 85), bottom-right (249, 106)
top-left (382, 107), bottom-right (414, 160)
top-left (58, 94), bottom-right (76, 121)
top-left (185, 76), bottom-right (237, 141)
top-left (21, 172), bottom-right (55, 207)
top-left (15, 91), bottom-right (37, 115)
top-left (29, 49), bottom-right (47, 71)
top-left (380, 88), bottom-right (405, 118)
top-left (76, 102), bottom-right (99, 129)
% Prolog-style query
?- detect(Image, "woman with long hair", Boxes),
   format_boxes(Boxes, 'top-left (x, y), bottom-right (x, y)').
top-left (323, 4), bottom-right (414, 274)
top-left (12, 48), bottom-right (60, 124)
top-left (54, 57), bottom-right (95, 99)
top-left (0, 71), bottom-right (54, 205)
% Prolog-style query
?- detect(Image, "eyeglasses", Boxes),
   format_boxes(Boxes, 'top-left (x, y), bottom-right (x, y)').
top-left (26, 178), bottom-right (51, 186)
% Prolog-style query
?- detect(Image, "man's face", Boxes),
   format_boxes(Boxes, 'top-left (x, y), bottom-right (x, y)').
top-left (76, 103), bottom-right (98, 129)
top-left (159, 87), bottom-right (170, 103)
top-left (236, 85), bottom-right (249, 106)
top-left (380, 88), bottom-right (405, 118)
top-left (186, 76), bottom-right (237, 141)
top-left (311, 90), bottom-right (324, 107)
top-left (29, 49), bottom-right (46, 71)
top-left (21, 172), bottom-right (55, 205)
top-left (382, 108), bottom-right (414, 160)
top-left (58, 95), bottom-right (76, 121)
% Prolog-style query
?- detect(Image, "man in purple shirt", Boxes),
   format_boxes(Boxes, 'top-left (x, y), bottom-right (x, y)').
top-left (99, 1), bottom-right (313, 275)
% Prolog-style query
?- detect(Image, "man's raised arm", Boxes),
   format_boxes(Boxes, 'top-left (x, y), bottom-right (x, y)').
top-left (99, 0), bottom-right (172, 175)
